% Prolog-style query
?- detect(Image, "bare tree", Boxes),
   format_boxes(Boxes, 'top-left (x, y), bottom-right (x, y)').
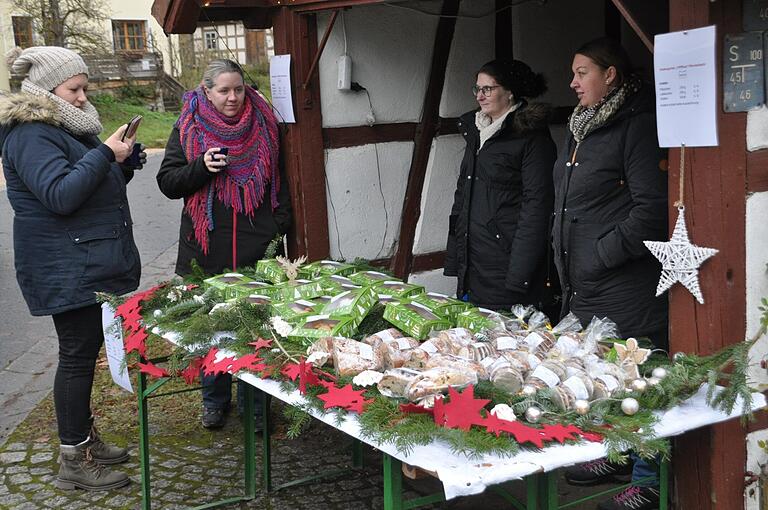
top-left (11, 0), bottom-right (111, 53)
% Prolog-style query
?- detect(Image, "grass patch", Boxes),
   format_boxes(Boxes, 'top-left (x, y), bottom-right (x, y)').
top-left (91, 94), bottom-right (178, 149)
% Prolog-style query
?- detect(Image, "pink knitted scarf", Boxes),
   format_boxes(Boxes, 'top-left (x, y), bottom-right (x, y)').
top-left (177, 86), bottom-right (280, 254)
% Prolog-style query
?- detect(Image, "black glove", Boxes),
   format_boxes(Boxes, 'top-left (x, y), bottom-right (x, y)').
top-left (125, 143), bottom-right (147, 170)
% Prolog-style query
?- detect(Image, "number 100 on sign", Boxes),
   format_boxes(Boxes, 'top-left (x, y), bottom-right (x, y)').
top-left (724, 32), bottom-right (765, 112)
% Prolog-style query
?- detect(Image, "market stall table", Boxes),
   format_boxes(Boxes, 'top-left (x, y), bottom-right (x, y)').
top-left (134, 333), bottom-right (766, 510)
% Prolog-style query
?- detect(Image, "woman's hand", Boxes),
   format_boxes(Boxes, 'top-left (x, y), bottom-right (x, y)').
top-left (203, 148), bottom-right (228, 173)
top-left (104, 125), bottom-right (135, 163)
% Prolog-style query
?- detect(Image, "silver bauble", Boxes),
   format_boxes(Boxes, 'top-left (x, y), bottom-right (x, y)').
top-left (524, 407), bottom-right (542, 423)
top-left (630, 379), bottom-right (648, 393)
top-left (647, 376), bottom-right (661, 387)
top-left (673, 352), bottom-right (685, 361)
top-left (521, 385), bottom-right (537, 397)
top-left (574, 399), bottom-right (591, 415)
top-left (153, 309), bottom-right (163, 318)
top-left (621, 397), bottom-right (640, 415)
top-left (651, 367), bottom-right (668, 380)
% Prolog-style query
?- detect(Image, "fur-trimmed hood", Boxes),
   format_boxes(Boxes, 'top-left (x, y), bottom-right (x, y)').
top-left (0, 92), bottom-right (60, 153)
top-left (459, 101), bottom-right (551, 140)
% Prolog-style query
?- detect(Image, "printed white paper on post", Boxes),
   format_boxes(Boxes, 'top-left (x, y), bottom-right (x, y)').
top-left (101, 303), bottom-right (133, 393)
top-left (654, 25), bottom-right (718, 147)
top-left (269, 54), bottom-right (296, 123)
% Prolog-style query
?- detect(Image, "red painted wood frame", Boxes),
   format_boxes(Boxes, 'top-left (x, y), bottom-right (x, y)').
top-left (272, 7), bottom-right (331, 260)
top-left (668, 1), bottom-right (751, 509)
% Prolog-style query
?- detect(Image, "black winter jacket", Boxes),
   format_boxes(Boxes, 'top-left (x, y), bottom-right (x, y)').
top-left (157, 127), bottom-right (292, 276)
top-left (444, 103), bottom-right (556, 309)
top-left (552, 85), bottom-right (668, 337)
top-left (0, 93), bottom-right (141, 316)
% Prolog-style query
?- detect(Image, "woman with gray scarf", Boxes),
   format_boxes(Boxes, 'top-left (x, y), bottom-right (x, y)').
top-left (0, 46), bottom-right (145, 491)
top-left (553, 38), bottom-right (668, 510)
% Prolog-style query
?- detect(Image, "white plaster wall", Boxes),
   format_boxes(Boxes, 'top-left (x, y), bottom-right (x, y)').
top-left (746, 192), bottom-right (768, 389)
top-left (413, 134), bottom-right (464, 254)
top-left (409, 269), bottom-right (457, 296)
top-left (745, 429), bottom-right (768, 510)
top-left (325, 142), bottom-right (412, 260)
top-left (0, 1), bottom-right (12, 92)
top-left (316, 4), bottom-right (438, 127)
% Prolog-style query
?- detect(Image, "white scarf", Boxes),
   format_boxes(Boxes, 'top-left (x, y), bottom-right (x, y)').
top-left (475, 101), bottom-right (521, 151)
top-left (21, 79), bottom-right (102, 136)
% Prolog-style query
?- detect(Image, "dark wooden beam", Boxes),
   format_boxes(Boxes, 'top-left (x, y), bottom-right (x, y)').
top-left (669, 1), bottom-right (747, 509)
top-left (495, 0), bottom-right (513, 60)
top-left (302, 9), bottom-right (340, 90)
top-left (152, 0), bottom-right (201, 34)
top-left (272, 8), bottom-right (330, 260)
top-left (322, 117), bottom-right (459, 149)
top-left (747, 150), bottom-right (768, 192)
top-left (610, 0), bottom-right (654, 52)
top-left (390, 0), bottom-right (460, 280)
top-left (369, 251), bottom-right (446, 273)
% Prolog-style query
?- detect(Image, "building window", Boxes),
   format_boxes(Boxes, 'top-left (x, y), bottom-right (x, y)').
top-left (113, 20), bottom-right (146, 51)
top-left (204, 30), bottom-right (217, 50)
top-left (12, 16), bottom-right (33, 49)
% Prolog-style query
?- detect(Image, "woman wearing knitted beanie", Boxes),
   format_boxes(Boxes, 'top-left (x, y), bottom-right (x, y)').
top-left (157, 59), bottom-right (292, 429)
top-left (444, 59), bottom-right (559, 315)
top-left (0, 46), bottom-right (146, 491)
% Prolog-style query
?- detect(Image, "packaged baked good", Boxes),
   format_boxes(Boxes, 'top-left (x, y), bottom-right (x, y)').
top-left (305, 336), bottom-right (336, 367)
top-left (378, 337), bottom-right (421, 369)
top-left (418, 337), bottom-right (452, 356)
top-left (404, 366), bottom-right (478, 401)
top-left (288, 314), bottom-right (357, 347)
top-left (243, 294), bottom-right (272, 306)
top-left (498, 350), bottom-right (532, 373)
top-left (273, 279), bottom-right (325, 301)
top-left (320, 286), bottom-right (378, 326)
top-left (332, 337), bottom-right (385, 376)
top-left (377, 294), bottom-right (399, 305)
top-left (383, 301), bottom-right (451, 340)
top-left (455, 307), bottom-right (506, 332)
top-left (271, 299), bottom-right (319, 322)
top-left (362, 328), bottom-right (404, 346)
top-left (318, 274), bottom-right (361, 294)
top-left (410, 292), bottom-right (471, 320)
top-left (203, 273), bottom-right (251, 293)
top-left (487, 357), bottom-right (525, 393)
top-left (525, 330), bottom-right (557, 360)
top-left (377, 281), bottom-right (425, 299)
top-left (299, 260), bottom-right (356, 279)
top-left (255, 259), bottom-right (290, 284)
top-left (348, 270), bottom-right (393, 286)
top-left (425, 353), bottom-right (488, 380)
top-left (227, 280), bottom-right (278, 299)
top-left (437, 328), bottom-right (475, 354)
top-left (524, 359), bottom-right (567, 390)
top-left (377, 368), bottom-right (424, 398)
top-left (401, 348), bottom-right (432, 370)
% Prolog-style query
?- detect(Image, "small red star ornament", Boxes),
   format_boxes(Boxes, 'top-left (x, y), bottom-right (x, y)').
top-left (317, 384), bottom-right (372, 414)
top-left (440, 385), bottom-right (490, 431)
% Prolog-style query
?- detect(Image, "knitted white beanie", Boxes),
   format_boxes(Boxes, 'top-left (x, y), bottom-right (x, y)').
top-left (11, 46), bottom-right (89, 91)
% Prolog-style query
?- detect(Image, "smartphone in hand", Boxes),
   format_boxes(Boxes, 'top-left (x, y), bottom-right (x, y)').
top-left (121, 115), bottom-right (143, 142)
top-left (216, 147), bottom-right (229, 167)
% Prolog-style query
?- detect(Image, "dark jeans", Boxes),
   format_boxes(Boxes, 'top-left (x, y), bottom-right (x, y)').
top-left (201, 372), bottom-right (263, 416)
top-left (52, 303), bottom-right (104, 445)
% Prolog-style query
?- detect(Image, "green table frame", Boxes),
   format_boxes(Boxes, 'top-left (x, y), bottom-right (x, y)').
top-left (136, 360), bottom-right (669, 510)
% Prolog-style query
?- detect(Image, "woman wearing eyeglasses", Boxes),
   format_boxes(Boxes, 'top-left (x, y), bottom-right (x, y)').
top-left (444, 59), bottom-right (557, 313)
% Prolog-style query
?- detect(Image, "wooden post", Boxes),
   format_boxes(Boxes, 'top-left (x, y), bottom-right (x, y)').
top-left (390, 0), bottom-right (460, 279)
top-left (272, 7), bottom-right (331, 260)
top-left (668, 1), bottom-right (748, 508)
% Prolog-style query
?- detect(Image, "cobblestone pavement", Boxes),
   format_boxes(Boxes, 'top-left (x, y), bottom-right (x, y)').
top-left (0, 404), bottom-right (605, 510)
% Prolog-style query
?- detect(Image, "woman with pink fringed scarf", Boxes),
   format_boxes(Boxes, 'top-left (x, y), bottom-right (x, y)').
top-left (157, 59), bottom-right (292, 430)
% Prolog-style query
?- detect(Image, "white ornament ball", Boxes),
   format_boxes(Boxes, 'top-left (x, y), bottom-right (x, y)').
top-left (574, 399), bottom-right (591, 415)
top-left (673, 352), bottom-right (685, 361)
top-left (524, 407), bottom-right (542, 423)
top-left (153, 309), bottom-right (163, 318)
top-left (621, 397), bottom-right (640, 416)
top-left (521, 385), bottom-right (537, 397)
top-left (647, 376), bottom-right (661, 387)
top-left (651, 367), bottom-right (668, 380)
top-left (630, 379), bottom-right (648, 393)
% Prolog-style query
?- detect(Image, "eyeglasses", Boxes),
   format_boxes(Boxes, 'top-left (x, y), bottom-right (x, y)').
top-left (472, 85), bottom-right (501, 97)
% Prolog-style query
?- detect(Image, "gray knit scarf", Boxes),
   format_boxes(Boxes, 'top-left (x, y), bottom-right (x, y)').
top-left (21, 79), bottom-right (102, 136)
top-left (568, 75), bottom-right (641, 143)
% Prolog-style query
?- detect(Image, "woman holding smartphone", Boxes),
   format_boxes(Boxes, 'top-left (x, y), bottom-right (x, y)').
top-left (157, 59), bottom-right (292, 430)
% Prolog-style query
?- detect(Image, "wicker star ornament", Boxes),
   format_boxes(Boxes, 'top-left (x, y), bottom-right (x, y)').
top-left (643, 206), bottom-right (718, 304)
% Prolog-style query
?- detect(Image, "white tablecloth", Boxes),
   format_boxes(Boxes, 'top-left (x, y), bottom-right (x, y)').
top-left (161, 332), bottom-right (766, 500)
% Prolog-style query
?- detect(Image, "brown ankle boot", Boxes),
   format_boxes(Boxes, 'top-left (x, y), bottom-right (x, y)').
top-left (55, 439), bottom-right (130, 491)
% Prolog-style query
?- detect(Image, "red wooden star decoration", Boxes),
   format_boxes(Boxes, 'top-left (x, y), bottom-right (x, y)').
top-left (179, 358), bottom-right (203, 385)
top-left (123, 328), bottom-right (148, 356)
top-left (400, 403), bottom-right (434, 416)
top-left (229, 354), bottom-right (266, 374)
top-left (503, 421), bottom-right (546, 448)
top-left (317, 384), bottom-right (372, 414)
top-left (201, 347), bottom-right (220, 375)
top-left (207, 356), bottom-right (237, 375)
top-left (298, 360), bottom-right (321, 394)
top-left (540, 424), bottom-right (582, 444)
top-left (138, 361), bottom-right (170, 379)
top-left (482, 413), bottom-right (521, 438)
top-left (433, 396), bottom-right (446, 426)
top-left (580, 431), bottom-right (604, 443)
top-left (248, 338), bottom-right (273, 352)
top-left (441, 385), bottom-right (490, 431)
